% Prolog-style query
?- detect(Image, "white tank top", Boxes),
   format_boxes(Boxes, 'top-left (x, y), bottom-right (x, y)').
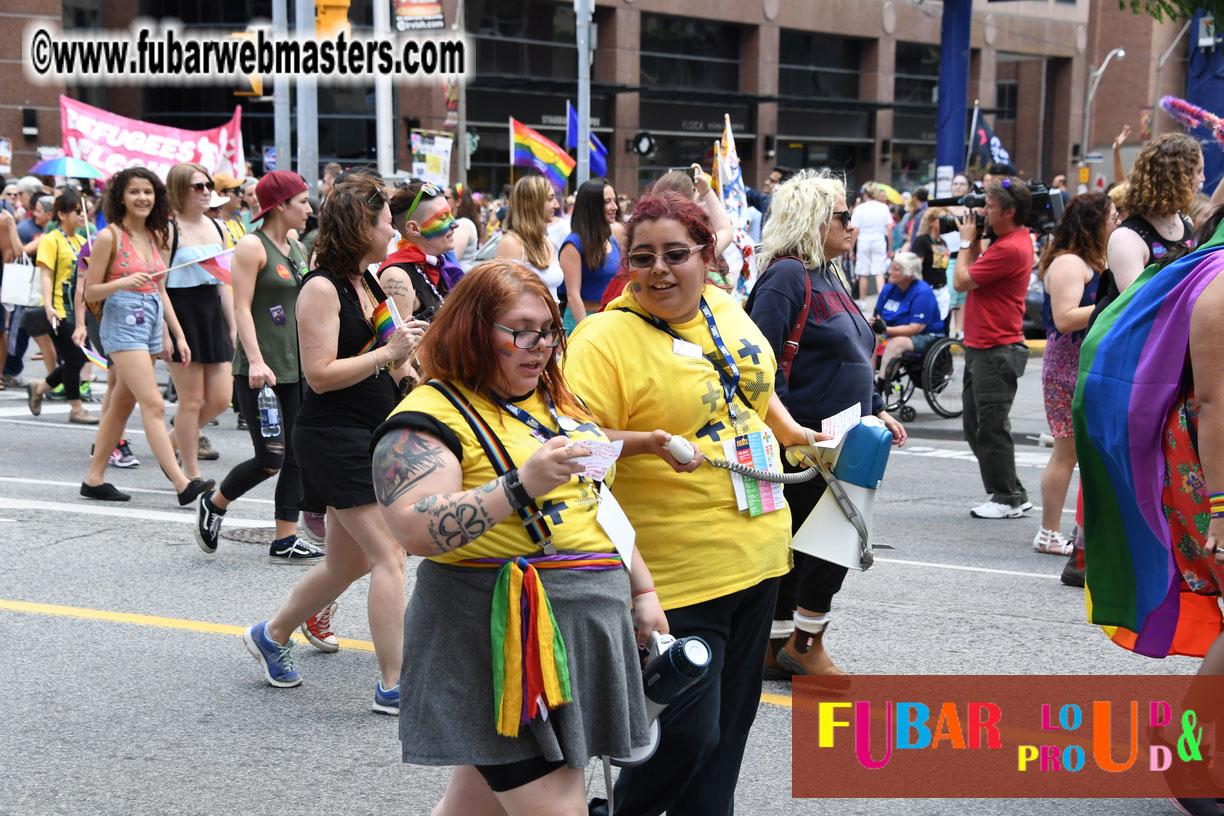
top-left (519, 240), bottom-right (563, 303)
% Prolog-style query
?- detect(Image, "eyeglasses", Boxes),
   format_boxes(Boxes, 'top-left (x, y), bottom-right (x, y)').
top-left (366, 187), bottom-right (390, 209)
top-left (406, 182), bottom-right (440, 219)
top-left (626, 245), bottom-right (706, 269)
top-left (190, 181), bottom-right (216, 192)
top-left (494, 324), bottom-right (563, 350)
top-left (833, 210), bottom-right (852, 228)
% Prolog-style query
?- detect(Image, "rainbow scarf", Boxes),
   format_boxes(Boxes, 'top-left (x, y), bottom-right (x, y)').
top-left (457, 553), bottom-right (623, 736)
top-left (358, 299), bottom-right (396, 354)
top-left (1073, 219), bottom-right (1224, 658)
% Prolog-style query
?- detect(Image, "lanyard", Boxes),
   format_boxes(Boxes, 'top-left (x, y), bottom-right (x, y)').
top-left (492, 390), bottom-right (568, 442)
top-left (620, 298), bottom-right (750, 426)
top-left (58, 229), bottom-right (82, 267)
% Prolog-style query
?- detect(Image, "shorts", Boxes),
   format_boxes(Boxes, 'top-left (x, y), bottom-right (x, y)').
top-left (475, 756), bottom-right (567, 792)
top-left (100, 289), bottom-right (164, 354)
top-left (911, 332), bottom-right (942, 354)
top-left (948, 257), bottom-right (967, 309)
top-left (932, 285), bottom-right (950, 320)
top-left (855, 237), bottom-right (890, 278)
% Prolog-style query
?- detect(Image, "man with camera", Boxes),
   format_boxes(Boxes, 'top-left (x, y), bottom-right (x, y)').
top-left (953, 177), bottom-right (1034, 519)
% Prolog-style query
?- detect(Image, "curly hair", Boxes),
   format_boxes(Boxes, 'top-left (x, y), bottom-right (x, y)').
top-left (757, 168), bottom-right (847, 271)
top-left (1038, 192), bottom-right (1113, 280)
top-left (313, 170), bottom-right (388, 275)
top-left (625, 192), bottom-right (716, 268)
top-left (102, 167), bottom-right (171, 248)
top-left (414, 259), bottom-right (587, 418)
top-left (1124, 133), bottom-right (1201, 218)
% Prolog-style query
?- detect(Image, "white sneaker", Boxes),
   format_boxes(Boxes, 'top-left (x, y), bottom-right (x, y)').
top-left (970, 500), bottom-right (1024, 519)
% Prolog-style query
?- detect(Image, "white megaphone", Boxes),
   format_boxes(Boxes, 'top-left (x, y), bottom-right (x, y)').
top-left (790, 416), bottom-right (893, 571)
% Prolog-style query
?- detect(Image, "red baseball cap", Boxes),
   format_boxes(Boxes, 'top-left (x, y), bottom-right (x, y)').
top-left (253, 171), bottom-right (308, 221)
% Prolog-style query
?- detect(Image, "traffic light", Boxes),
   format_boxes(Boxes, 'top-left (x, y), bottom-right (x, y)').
top-left (230, 31), bottom-right (263, 97)
top-left (316, 0), bottom-right (351, 39)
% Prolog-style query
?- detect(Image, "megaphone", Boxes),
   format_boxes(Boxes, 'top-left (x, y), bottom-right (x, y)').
top-left (611, 631), bottom-right (711, 767)
top-left (790, 417), bottom-right (893, 571)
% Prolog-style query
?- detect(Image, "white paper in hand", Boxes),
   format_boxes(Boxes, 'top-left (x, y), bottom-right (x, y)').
top-left (568, 440), bottom-right (623, 482)
top-left (814, 403), bottom-right (862, 448)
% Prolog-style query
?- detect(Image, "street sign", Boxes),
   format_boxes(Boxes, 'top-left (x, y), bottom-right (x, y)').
top-left (1078, 166), bottom-right (1090, 184)
top-left (1084, 152), bottom-right (1104, 164)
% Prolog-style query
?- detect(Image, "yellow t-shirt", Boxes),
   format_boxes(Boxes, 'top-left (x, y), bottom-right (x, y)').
top-left (223, 215), bottom-right (247, 247)
top-left (563, 285), bottom-right (792, 610)
top-left (35, 229), bottom-right (85, 320)
top-left (389, 381), bottom-right (618, 564)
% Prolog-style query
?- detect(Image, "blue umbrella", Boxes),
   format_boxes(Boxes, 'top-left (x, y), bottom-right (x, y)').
top-left (27, 156), bottom-right (105, 180)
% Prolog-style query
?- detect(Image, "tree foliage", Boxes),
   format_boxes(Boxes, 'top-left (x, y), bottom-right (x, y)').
top-left (1120, 0), bottom-right (1224, 23)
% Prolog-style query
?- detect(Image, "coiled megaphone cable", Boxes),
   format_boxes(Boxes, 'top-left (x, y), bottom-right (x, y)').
top-left (665, 435), bottom-right (820, 484)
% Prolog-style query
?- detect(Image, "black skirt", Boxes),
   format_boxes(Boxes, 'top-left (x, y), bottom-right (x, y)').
top-left (167, 284), bottom-right (234, 364)
top-left (292, 420), bottom-right (379, 511)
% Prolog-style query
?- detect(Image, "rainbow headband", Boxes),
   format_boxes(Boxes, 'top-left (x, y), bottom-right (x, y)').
top-left (419, 207), bottom-right (456, 240)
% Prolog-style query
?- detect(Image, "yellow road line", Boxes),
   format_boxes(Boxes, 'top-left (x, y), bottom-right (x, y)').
top-left (0, 597), bottom-right (796, 708)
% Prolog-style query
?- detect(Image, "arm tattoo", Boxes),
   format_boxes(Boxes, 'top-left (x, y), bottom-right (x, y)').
top-left (373, 429), bottom-right (448, 507)
top-left (418, 477), bottom-right (505, 553)
top-left (382, 277), bottom-right (414, 299)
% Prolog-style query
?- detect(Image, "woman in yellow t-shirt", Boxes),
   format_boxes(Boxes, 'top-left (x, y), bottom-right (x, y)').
top-left (563, 191), bottom-right (827, 816)
top-left (371, 260), bottom-right (660, 815)
top-left (25, 191), bottom-right (95, 424)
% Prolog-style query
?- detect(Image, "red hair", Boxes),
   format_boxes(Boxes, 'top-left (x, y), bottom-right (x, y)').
top-left (415, 260), bottom-right (587, 418)
top-left (626, 192), bottom-right (716, 266)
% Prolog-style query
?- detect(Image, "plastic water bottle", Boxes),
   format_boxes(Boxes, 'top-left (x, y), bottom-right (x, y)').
top-left (258, 385), bottom-right (281, 438)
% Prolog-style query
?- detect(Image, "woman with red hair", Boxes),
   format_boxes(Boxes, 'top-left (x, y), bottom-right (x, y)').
top-left (372, 260), bottom-right (662, 815)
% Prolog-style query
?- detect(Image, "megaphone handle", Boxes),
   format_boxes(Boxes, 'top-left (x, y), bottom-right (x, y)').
top-left (814, 459), bottom-right (873, 570)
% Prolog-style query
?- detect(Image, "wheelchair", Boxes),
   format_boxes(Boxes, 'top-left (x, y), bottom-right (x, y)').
top-left (875, 335), bottom-right (966, 422)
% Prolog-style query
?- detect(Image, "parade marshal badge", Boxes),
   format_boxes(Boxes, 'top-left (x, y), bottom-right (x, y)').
top-left (276, 264), bottom-right (292, 279)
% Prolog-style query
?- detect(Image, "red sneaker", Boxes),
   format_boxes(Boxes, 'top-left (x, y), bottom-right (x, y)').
top-left (301, 603), bottom-right (339, 653)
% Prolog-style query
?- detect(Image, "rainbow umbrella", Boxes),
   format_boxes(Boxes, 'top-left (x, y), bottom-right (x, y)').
top-left (28, 156), bottom-right (105, 180)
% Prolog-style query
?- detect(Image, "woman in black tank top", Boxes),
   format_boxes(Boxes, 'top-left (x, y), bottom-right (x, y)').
top-left (241, 170), bottom-right (428, 714)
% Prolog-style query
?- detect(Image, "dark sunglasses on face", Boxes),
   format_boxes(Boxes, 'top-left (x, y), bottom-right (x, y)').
top-left (191, 181), bottom-right (216, 192)
top-left (494, 324), bottom-right (563, 350)
top-left (626, 245), bottom-right (706, 269)
top-left (834, 210), bottom-right (852, 228)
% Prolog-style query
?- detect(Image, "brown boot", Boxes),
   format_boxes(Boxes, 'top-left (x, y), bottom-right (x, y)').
top-left (776, 625), bottom-right (849, 685)
top-left (763, 637), bottom-right (792, 681)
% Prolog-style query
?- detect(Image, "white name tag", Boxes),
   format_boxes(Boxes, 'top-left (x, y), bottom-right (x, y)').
top-left (672, 338), bottom-right (703, 359)
top-left (597, 487), bottom-right (635, 569)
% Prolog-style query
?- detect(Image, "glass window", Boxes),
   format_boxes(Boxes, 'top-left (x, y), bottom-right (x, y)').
top-left (895, 41), bottom-right (939, 108)
top-left (639, 14), bottom-right (741, 93)
top-left (778, 32), bottom-right (862, 100)
top-left (469, 0), bottom-right (574, 43)
top-left (996, 81), bottom-right (1018, 122)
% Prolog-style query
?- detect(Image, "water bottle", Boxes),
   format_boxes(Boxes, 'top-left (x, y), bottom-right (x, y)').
top-left (258, 385), bottom-right (281, 438)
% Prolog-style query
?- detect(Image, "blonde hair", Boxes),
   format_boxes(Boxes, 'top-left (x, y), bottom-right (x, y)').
top-left (758, 168), bottom-right (847, 271)
top-left (918, 206), bottom-right (946, 236)
top-left (506, 175), bottom-right (553, 269)
top-left (165, 162), bottom-right (212, 214)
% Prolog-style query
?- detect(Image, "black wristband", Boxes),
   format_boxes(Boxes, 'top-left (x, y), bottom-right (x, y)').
top-left (503, 468), bottom-right (533, 512)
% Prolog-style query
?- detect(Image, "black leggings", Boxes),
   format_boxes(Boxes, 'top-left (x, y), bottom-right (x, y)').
top-left (43, 318), bottom-right (86, 401)
top-left (219, 377), bottom-right (303, 522)
top-left (772, 460), bottom-right (849, 619)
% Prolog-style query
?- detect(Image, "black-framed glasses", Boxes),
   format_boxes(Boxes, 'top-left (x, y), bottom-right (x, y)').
top-left (626, 245), bottom-right (706, 269)
top-left (833, 210), bottom-right (852, 228)
top-left (406, 182), bottom-right (441, 219)
top-left (191, 181), bottom-right (216, 192)
top-left (494, 324), bottom-right (562, 349)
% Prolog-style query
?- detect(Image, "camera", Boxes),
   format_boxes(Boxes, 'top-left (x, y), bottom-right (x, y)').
top-left (931, 179), bottom-right (1064, 236)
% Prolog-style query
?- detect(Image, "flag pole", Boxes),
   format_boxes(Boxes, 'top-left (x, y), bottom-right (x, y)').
top-left (964, 99), bottom-right (980, 172)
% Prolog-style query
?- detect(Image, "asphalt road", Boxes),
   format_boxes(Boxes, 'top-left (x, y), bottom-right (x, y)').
top-left (0, 365), bottom-right (1198, 816)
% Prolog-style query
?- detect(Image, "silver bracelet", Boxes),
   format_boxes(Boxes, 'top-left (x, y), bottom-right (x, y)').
top-left (372, 348), bottom-right (380, 375)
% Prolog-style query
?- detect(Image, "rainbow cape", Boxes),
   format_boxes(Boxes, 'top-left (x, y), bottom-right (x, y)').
top-left (1073, 219), bottom-right (1224, 658)
top-left (510, 117), bottom-right (574, 193)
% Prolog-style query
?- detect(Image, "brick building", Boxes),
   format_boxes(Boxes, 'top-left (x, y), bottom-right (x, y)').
top-left (0, 0), bottom-right (1192, 196)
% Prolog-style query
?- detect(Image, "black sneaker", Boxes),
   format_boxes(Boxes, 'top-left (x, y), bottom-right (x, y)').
top-left (236, 414), bottom-right (248, 431)
top-left (178, 478), bottom-right (216, 507)
top-left (195, 491), bottom-right (224, 554)
top-left (80, 481), bottom-right (131, 502)
top-left (268, 536), bottom-right (326, 565)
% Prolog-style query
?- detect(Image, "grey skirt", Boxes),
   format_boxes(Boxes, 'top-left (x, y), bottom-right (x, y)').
top-left (399, 555), bottom-right (649, 769)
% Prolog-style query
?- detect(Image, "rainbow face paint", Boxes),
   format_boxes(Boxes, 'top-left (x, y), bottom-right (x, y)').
top-left (498, 340), bottom-right (517, 357)
top-left (419, 207), bottom-right (456, 240)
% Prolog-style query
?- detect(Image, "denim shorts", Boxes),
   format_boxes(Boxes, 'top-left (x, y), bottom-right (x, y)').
top-left (100, 290), bottom-right (164, 354)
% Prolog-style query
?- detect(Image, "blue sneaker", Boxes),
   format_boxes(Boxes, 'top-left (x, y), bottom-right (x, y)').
top-left (243, 622), bottom-right (301, 688)
top-left (373, 681), bottom-right (400, 715)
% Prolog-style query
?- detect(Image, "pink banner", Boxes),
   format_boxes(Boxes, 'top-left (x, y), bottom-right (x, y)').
top-left (60, 95), bottom-right (245, 181)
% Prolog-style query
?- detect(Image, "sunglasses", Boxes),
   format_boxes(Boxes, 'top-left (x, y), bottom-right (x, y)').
top-left (190, 181), bottom-right (216, 192)
top-left (406, 182), bottom-right (441, 219)
top-left (626, 245), bottom-right (706, 270)
top-left (494, 324), bottom-right (562, 350)
top-left (833, 210), bottom-right (852, 228)
top-left (366, 187), bottom-right (390, 209)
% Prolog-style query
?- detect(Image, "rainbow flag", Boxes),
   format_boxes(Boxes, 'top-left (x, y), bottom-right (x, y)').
top-left (358, 299), bottom-right (396, 354)
top-left (1073, 220), bottom-right (1224, 659)
top-left (79, 345), bottom-right (107, 370)
top-left (510, 117), bottom-right (575, 193)
top-left (197, 248), bottom-right (234, 287)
